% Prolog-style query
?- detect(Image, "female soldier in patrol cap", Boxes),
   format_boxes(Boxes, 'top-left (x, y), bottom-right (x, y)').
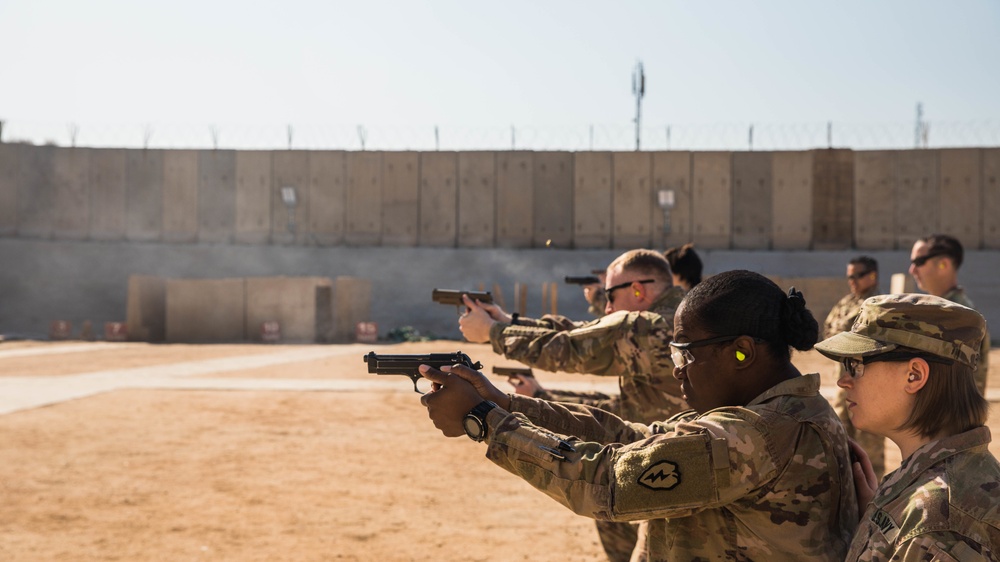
top-left (419, 270), bottom-right (858, 561)
top-left (815, 294), bottom-right (999, 561)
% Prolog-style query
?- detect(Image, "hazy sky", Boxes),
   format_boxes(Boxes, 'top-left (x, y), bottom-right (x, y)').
top-left (2, 0), bottom-right (998, 149)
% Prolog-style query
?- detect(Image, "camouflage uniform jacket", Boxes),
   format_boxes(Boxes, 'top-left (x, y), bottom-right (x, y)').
top-left (483, 373), bottom-right (859, 561)
top-left (942, 286), bottom-right (991, 395)
top-left (846, 426), bottom-right (1000, 562)
top-left (488, 286), bottom-right (686, 424)
top-left (824, 286), bottom-right (880, 340)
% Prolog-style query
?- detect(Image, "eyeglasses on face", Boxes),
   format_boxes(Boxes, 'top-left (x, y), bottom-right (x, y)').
top-left (605, 278), bottom-right (655, 304)
top-left (840, 352), bottom-right (949, 378)
top-left (846, 270), bottom-right (872, 281)
top-left (910, 251), bottom-right (948, 268)
top-left (669, 335), bottom-right (743, 368)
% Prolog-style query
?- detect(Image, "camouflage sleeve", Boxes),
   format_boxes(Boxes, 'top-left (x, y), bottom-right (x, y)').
top-left (535, 388), bottom-right (620, 415)
top-left (507, 393), bottom-right (647, 444)
top-left (484, 405), bottom-right (777, 522)
top-left (889, 533), bottom-right (991, 562)
top-left (508, 315), bottom-right (556, 328)
top-left (488, 310), bottom-right (649, 377)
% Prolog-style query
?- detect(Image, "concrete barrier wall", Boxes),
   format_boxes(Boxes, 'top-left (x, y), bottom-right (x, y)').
top-left (166, 278), bottom-right (246, 343)
top-left (612, 152), bottom-right (653, 249)
top-left (245, 276), bottom-right (334, 343)
top-left (574, 152), bottom-right (612, 249)
top-left (2, 145), bottom-right (998, 251)
top-left (983, 148), bottom-right (1000, 249)
top-left (496, 151), bottom-right (533, 248)
top-left (533, 152), bottom-right (574, 248)
top-left (4, 239), bottom-right (997, 346)
top-left (0, 145), bottom-right (18, 235)
top-left (381, 152), bottom-right (419, 246)
top-left (89, 149), bottom-right (128, 241)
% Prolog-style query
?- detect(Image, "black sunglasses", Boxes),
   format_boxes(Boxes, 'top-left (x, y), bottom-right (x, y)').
top-left (841, 352), bottom-right (950, 378)
top-left (846, 270), bottom-right (872, 281)
top-left (605, 279), bottom-right (656, 303)
top-left (910, 251), bottom-right (948, 268)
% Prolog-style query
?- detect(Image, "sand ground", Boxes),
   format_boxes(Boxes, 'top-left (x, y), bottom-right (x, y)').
top-left (1, 340), bottom-right (998, 562)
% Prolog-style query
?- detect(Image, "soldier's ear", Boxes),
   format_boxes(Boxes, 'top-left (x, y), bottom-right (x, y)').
top-left (903, 359), bottom-right (930, 394)
top-left (732, 337), bottom-right (755, 369)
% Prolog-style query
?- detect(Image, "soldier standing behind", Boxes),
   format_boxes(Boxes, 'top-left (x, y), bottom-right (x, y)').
top-left (815, 295), bottom-right (998, 561)
top-left (458, 248), bottom-right (685, 562)
top-left (908, 234), bottom-right (990, 395)
top-left (824, 256), bottom-right (886, 479)
top-left (663, 243), bottom-right (703, 292)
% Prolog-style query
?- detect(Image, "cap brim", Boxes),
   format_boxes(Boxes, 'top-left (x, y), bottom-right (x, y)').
top-left (814, 331), bottom-right (898, 361)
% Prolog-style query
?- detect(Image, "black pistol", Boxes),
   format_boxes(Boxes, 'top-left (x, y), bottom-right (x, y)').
top-left (564, 275), bottom-right (600, 285)
top-left (364, 351), bottom-right (483, 393)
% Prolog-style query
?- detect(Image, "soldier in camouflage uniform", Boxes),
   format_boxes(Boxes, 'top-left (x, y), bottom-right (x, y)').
top-left (459, 249), bottom-right (686, 561)
top-left (909, 234), bottom-right (990, 395)
top-left (423, 270), bottom-right (859, 561)
top-left (824, 256), bottom-right (886, 479)
top-left (815, 294), bottom-right (999, 561)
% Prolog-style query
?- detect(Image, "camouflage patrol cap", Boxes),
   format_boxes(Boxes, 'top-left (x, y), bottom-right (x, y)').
top-left (814, 293), bottom-right (985, 368)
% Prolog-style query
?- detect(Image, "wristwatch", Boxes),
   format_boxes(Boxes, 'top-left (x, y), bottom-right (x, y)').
top-left (463, 400), bottom-right (497, 442)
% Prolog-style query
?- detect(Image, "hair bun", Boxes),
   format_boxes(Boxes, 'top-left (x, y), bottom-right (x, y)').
top-left (787, 287), bottom-right (805, 305)
top-left (781, 286), bottom-right (818, 350)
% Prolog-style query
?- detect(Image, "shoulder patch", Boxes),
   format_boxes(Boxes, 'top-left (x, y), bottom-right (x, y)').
top-left (638, 460), bottom-right (681, 490)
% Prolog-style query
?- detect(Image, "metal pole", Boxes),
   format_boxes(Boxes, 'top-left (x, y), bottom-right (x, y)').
top-left (632, 60), bottom-right (645, 151)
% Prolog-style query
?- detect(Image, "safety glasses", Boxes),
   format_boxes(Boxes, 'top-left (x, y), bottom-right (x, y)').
top-left (605, 279), bottom-right (655, 304)
top-left (910, 251), bottom-right (948, 268)
top-left (669, 335), bottom-right (742, 368)
top-left (841, 352), bottom-right (949, 378)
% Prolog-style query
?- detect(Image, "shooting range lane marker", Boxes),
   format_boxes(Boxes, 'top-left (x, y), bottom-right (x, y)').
top-left (0, 344), bottom-right (374, 416)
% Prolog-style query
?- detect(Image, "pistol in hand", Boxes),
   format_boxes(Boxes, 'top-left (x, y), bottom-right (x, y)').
top-left (431, 289), bottom-right (493, 314)
top-left (364, 350), bottom-right (483, 393)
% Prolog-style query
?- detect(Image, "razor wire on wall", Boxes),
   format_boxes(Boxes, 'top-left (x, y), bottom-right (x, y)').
top-left (1, 120), bottom-right (998, 151)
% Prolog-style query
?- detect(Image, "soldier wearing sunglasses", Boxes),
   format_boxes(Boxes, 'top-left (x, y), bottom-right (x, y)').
top-left (457, 248), bottom-right (685, 561)
top-left (908, 234), bottom-right (990, 395)
top-left (823, 256), bottom-right (887, 480)
top-left (815, 294), bottom-right (997, 562)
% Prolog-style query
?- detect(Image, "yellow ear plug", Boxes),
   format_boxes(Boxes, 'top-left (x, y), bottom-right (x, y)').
top-left (635, 291), bottom-right (641, 297)
top-left (736, 351), bottom-right (746, 362)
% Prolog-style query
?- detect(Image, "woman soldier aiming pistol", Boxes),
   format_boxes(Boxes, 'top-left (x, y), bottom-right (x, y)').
top-left (815, 294), bottom-right (1000, 561)
top-left (419, 270), bottom-right (858, 561)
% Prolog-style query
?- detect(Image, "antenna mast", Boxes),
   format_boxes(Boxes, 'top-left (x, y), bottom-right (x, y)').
top-left (632, 60), bottom-right (645, 151)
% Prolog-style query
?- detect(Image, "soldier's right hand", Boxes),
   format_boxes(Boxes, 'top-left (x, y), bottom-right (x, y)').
top-left (463, 293), bottom-right (511, 323)
top-left (459, 296), bottom-right (501, 343)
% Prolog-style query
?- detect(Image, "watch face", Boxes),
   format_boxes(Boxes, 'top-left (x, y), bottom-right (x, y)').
top-left (463, 415), bottom-right (485, 441)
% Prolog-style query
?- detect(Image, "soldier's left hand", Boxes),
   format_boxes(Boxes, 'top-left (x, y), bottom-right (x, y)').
top-left (420, 364), bottom-right (499, 437)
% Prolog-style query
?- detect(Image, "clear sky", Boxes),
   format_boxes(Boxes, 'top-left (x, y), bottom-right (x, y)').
top-left (1, 0), bottom-right (998, 150)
